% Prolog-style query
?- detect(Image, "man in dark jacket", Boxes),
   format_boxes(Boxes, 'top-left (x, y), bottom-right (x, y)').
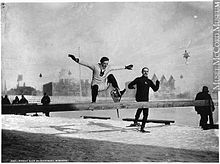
top-left (41, 92), bottom-right (51, 117)
top-left (128, 67), bottom-right (160, 132)
top-left (195, 86), bottom-right (215, 129)
top-left (18, 95), bottom-right (28, 115)
top-left (12, 96), bottom-right (19, 104)
top-left (2, 95), bottom-right (11, 104)
top-left (19, 95), bottom-right (28, 104)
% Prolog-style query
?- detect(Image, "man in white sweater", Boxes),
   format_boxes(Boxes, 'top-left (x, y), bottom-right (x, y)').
top-left (68, 54), bottom-right (133, 102)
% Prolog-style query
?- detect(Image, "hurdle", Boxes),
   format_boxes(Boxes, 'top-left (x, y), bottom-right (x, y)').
top-left (122, 118), bottom-right (175, 125)
top-left (82, 116), bottom-right (111, 120)
top-left (2, 100), bottom-right (215, 115)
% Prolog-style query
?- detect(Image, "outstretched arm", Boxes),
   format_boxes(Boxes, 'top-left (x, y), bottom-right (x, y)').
top-left (128, 78), bottom-right (137, 89)
top-left (150, 80), bottom-right (160, 92)
top-left (68, 54), bottom-right (94, 70)
top-left (68, 54), bottom-right (79, 63)
top-left (125, 64), bottom-right (133, 70)
top-left (110, 64), bottom-right (133, 71)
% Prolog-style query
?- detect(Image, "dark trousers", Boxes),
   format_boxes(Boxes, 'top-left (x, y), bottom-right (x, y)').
top-left (209, 112), bottom-right (214, 125)
top-left (199, 113), bottom-right (208, 128)
top-left (199, 112), bottom-right (214, 128)
top-left (43, 104), bottom-right (50, 117)
top-left (91, 74), bottom-right (119, 102)
top-left (134, 108), bottom-right (149, 130)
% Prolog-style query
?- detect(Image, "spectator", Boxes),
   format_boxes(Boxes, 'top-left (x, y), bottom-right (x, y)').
top-left (12, 96), bottom-right (19, 104)
top-left (195, 86), bottom-right (215, 130)
top-left (2, 95), bottom-right (11, 105)
top-left (41, 92), bottom-right (51, 117)
top-left (18, 95), bottom-right (28, 115)
top-left (18, 95), bottom-right (28, 104)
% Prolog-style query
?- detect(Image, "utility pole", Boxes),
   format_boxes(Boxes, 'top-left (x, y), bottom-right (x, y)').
top-left (78, 47), bottom-right (82, 99)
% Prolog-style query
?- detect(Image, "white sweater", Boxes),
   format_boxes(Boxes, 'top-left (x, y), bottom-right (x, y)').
top-left (78, 59), bottom-right (125, 91)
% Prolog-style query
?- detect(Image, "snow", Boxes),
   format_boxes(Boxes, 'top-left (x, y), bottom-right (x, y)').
top-left (2, 115), bottom-right (218, 152)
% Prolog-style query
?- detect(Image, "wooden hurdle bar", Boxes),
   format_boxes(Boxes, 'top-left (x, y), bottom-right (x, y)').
top-left (2, 100), bottom-right (216, 115)
top-left (82, 116), bottom-right (111, 120)
top-left (122, 118), bottom-right (175, 125)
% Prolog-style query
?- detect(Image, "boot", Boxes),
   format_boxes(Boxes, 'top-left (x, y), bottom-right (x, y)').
top-left (120, 89), bottom-right (126, 97)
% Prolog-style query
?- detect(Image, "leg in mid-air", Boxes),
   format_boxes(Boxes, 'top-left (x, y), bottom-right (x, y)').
top-left (91, 85), bottom-right (99, 103)
top-left (107, 74), bottom-right (126, 96)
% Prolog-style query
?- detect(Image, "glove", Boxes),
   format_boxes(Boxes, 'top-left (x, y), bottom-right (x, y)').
top-left (125, 64), bottom-right (133, 70)
top-left (68, 54), bottom-right (79, 63)
top-left (156, 80), bottom-right (160, 85)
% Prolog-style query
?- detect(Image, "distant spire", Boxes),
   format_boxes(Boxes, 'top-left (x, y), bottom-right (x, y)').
top-left (167, 75), bottom-right (175, 90)
top-left (160, 75), bottom-right (167, 84)
top-left (3, 80), bottom-right (7, 94)
top-left (151, 74), bottom-right (158, 83)
top-left (168, 75), bottom-right (175, 83)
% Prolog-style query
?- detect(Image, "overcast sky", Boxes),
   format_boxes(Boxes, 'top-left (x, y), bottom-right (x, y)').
top-left (1, 2), bottom-right (213, 94)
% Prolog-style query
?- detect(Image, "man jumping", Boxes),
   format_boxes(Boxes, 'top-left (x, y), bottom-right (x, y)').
top-left (68, 54), bottom-right (133, 103)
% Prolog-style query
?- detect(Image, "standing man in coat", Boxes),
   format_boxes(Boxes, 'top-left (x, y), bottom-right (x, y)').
top-left (18, 95), bottom-right (28, 115)
top-left (2, 95), bottom-right (11, 104)
top-left (41, 92), bottom-right (51, 117)
top-left (68, 54), bottom-right (133, 103)
top-left (128, 67), bottom-right (160, 132)
top-left (19, 95), bottom-right (28, 104)
top-left (195, 86), bottom-right (215, 129)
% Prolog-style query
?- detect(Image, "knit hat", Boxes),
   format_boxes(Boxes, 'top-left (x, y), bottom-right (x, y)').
top-left (202, 86), bottom-right (209, 92)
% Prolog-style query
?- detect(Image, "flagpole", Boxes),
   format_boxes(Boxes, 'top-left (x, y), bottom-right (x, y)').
top-left (78, 47), bottom-right (82, 100)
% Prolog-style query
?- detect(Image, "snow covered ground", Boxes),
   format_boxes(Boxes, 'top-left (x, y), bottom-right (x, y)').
top-left (2, 115), bottom-right (218, 152)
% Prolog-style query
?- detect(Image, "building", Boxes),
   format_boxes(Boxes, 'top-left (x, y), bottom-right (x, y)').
top-left (160, 75), bottom-right (168, 91)
top-left (167, 75), bottom-right (175, 91)
top-left (43, 78), bottom-right (91, 96)
top-left (151, 73), bottom-right (159, 83)
top-left (7, 83), bottom-right (37, 95)
top-left (1, 80), bottom-right (7, 95)
top-left (155, 75), bottom-right (176, 99)
top-left (43, 82), bottom-right (53, 96)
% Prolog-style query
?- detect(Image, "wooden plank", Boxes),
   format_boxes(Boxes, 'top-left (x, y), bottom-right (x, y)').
top-left (2, 100), bottom-right (212, 114)
top-left (82, 116), bottom-right (111, 120)
top-left (122, 118), bottom-right (175, 125)
top-left (202, 124), bottom-right (219, 130)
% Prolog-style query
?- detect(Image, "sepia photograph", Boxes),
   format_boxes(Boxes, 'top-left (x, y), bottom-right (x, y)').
top-left (1, 1), bottom-right (219, 162)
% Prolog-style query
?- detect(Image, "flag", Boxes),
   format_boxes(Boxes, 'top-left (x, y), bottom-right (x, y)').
top-left (17, 74), bottom-right (23, 82)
